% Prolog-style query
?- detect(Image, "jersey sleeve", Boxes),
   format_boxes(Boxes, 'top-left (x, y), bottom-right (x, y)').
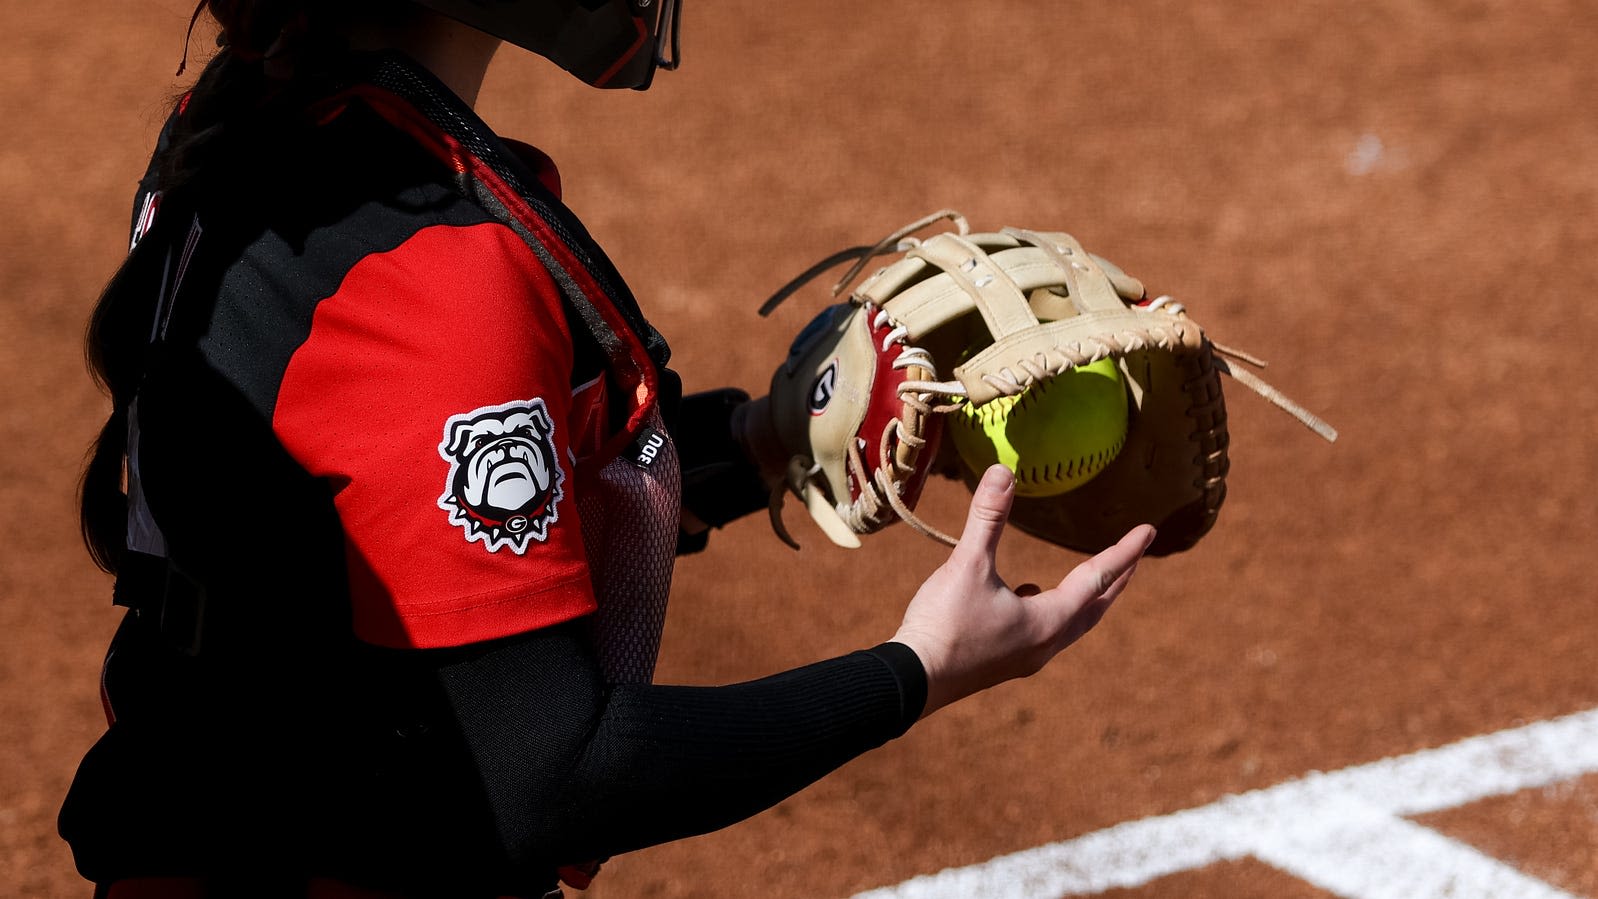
top-left (273, 221), bottom-right (598, 649)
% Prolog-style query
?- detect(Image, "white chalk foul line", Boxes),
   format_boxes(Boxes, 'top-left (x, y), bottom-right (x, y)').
top-left (1254, 800), bottom-right (1578, 899)
top-left (852, 707), bottom-right (1598, 899)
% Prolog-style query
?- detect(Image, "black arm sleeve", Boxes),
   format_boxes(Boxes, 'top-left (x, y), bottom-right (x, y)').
top-left (426, 623), bottom-right (925, 881)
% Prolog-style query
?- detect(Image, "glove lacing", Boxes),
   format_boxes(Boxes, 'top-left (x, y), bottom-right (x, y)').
top-left (839, 304), bottom-right (960, 545)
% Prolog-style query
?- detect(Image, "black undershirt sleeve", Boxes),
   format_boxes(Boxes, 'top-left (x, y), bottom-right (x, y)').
top-left (428, 623), bottom-right (926, 878)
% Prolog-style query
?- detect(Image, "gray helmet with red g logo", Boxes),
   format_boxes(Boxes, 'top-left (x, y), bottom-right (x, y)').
top-left (411, 0), bottom-right (681, 90)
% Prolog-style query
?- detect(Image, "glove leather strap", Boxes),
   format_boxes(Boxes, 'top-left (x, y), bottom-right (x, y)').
top-left (907, 233), bottom-right (1039, 340)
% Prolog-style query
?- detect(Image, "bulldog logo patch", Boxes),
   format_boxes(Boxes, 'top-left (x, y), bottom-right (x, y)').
top-left (437, 399), bottom-right (565, 554)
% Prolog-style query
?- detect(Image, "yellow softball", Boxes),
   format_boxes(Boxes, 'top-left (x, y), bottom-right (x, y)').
top-left (949, 358), bottom-right (1129, 497)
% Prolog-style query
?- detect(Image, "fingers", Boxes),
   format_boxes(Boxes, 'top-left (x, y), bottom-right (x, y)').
top-left (954, 465), bottom-right (1016, 564)
top-left (1099, 558), bottom-right (1141, 603)
top-left (1058, 524), bottom-right (1156, 601)
top-left (1035, 525), bottom-right (1155, 647)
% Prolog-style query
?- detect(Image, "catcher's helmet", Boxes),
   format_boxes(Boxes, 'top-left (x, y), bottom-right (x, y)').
top-left (411, 0), bottom-right (681, 90)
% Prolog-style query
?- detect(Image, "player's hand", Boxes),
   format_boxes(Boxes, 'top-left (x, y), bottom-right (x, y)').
top-left (891, 464), bottom-right (1155, 718)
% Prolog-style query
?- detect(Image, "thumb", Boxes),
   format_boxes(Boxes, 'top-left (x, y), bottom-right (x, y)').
top-left (956, 464), bottom-right (1016, 562)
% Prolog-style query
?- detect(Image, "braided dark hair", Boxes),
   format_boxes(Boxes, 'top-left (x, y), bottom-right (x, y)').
top-left (79, 0), bottom-right (403, 573)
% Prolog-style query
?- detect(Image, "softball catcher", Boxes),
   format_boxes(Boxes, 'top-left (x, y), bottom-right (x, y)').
top-left (61, 3), bottom-right (1154, 898)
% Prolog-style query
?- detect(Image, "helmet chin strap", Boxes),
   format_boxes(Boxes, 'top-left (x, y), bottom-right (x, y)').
top-left (656, 0), bottom-right (683, 73)
top-left (176, 0), bottom-right (207, 76)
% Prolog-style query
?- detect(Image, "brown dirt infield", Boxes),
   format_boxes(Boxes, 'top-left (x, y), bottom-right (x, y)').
top-left (4, 1), bottom-right (1597, 896)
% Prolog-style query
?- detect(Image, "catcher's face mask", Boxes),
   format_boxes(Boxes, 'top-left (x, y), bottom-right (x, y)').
top-left (410, 0), bottom-right (682, 90)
